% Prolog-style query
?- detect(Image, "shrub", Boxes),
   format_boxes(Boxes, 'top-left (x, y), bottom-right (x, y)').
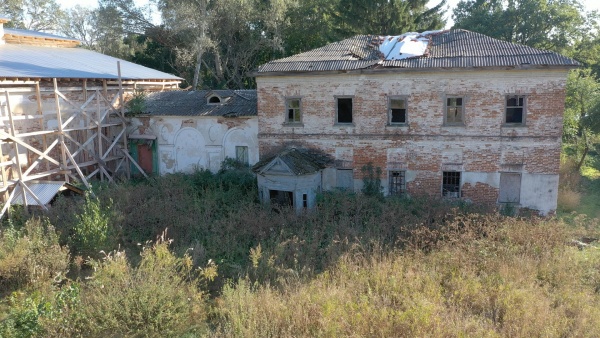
top-left (0, 218), bottom-right (69, 294)
top-left (360, 163), bottom-right (383, 198)
top-left (70, 236), bottom-right (209, 337)
top-left (0, 284), bottom-right (81, 338)
top-left (68, 195), bottom-right (118, 258)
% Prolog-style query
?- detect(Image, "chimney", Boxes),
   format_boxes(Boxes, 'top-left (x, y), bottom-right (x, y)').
top-left (0, 16), bottom-right (9, 45)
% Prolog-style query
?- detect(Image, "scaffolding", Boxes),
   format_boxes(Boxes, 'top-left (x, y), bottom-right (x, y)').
top-left (0, 64), bottom-right (170, 217)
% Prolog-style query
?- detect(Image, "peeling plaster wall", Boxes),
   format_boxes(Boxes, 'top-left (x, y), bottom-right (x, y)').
top-left (129, 115), bottom-right (258, 174)
top-left (257, 68), bottom-right (569, 214)
top-left (257, 171), bottom-right (321, 212)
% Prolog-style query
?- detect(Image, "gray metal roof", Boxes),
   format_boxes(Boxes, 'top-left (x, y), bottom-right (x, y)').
top-left (4, 28), bottom-right (79, 42)
top-left (142, 90), bottom-right (257, 117)
top-left (12, 181), bottom-right (83, 206)
top-left (257, 29), bottom-right (580, 74)
top-left (0, 43), bottom-right (182, 80)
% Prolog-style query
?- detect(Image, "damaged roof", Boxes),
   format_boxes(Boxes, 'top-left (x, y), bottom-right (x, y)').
top-left (257, 29), bottom-right (580, 74)
top-left (253, 148), bottom-right (329, 175)
top-left (142, 90), bottom-right (257, 117)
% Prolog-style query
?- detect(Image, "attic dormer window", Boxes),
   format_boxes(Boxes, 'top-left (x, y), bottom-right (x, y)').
top-left (208, 95), bottom-right (221, 104)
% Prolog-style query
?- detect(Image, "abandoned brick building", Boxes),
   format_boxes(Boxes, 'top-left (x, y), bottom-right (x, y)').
top-left (253, 29), bottom-right (579, 214)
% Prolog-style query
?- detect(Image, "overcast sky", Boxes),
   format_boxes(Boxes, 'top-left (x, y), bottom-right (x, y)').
top-left (59, 0), bottom-right (600, 29)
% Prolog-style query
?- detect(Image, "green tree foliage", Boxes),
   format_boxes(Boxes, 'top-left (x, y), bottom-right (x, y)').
top-left (332, 0), bottom-right (447, 38)
top-left (76, 0), bottom-right (447, 89)
top-left (453, 0), bottom-right (587, 53)
top-left (565, 68), bottom-right (600, 169)
top-left (1, 0), bottom-right (66, 31)
top-left (59, 5), bottom-right (99, 49)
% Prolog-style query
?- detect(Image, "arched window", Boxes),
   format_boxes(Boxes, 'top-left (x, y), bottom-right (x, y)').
top-left (208, 95), bottom-right (221, 104)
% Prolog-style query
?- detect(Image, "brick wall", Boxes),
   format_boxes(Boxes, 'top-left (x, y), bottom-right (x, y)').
top-left (256, 68), bottom-right (569, 206)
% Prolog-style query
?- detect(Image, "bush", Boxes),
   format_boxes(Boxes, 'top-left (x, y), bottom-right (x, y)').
top-left (68, 195), bottom-right (118, 259)
top-left (69, 236), bottom-right (209, 337)
top-left (0, 218), bottom-right (69, 294)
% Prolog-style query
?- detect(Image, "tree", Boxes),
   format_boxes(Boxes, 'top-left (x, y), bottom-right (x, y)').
top-left (60, 6), bottom-right (99, 49)
top-left (453, 0), bottom-right (587, 53)
top-left (331, 0), bottom-right (447, 38)
top-left (564, 68), bottom-right (600, 170)
top-left (1, 0), bottom-right (66, 31)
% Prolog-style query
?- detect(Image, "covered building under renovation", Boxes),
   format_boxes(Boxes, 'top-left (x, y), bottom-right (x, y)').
top-left (0, 16), bottom-right (181, 215)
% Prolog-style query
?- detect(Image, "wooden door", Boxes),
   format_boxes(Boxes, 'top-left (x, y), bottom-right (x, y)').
top-left (137, 143), bottom-right (154, 175)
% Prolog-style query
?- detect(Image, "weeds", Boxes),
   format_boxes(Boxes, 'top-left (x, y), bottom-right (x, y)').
top-left (1, 171), bottom-right (600, 337)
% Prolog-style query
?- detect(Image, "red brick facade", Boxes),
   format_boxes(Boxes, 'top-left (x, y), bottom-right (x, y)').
top-left (256, 69), bottom-right (569, 212)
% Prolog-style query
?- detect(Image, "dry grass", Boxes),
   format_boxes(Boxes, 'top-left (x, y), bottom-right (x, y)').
top-left (210, 216), bottom-right (600, 337)
top-left (558, 188), bottom-right (582, 212)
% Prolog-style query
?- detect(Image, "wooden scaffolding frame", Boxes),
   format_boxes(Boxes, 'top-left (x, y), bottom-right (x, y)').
top-left (0, 64), bottom-right (154, 218)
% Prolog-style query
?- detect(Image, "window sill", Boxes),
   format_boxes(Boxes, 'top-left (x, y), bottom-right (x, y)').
top-left (386, 123), bottom-right (408, 128)
top-left (333, 123), bottom-right (355, 127)
top-left (442, 124), bottom-right (466, 128)
top-left (502, 123), bottom-right (526, 128)
top-left (282, 122), bottom-right (304, 127)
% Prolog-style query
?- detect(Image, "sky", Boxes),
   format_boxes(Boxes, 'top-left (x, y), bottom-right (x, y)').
top-left (60, 0), bottom-right (600, 29)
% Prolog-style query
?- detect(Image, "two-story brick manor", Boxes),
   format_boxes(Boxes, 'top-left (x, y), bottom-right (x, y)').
top-left (253, 30), bottom-right (579, 214)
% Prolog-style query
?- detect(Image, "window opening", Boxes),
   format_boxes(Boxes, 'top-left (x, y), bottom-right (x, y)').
top-left (337, 97), bottom-right (353, 124)
top-left (236, 146), bottom-right (249, 165)
top-left (506, 95), bottom-right (525, 124)
top-left (269, 190), bottom-right (294, 207)
top-left (442, 171), bottom-right (461, 198)
top-left (302, 194), bottom-right (308, 208)
top-left (446, 97), bottom-right (463, 124)
top-left (286, 98), bottom-right (301, 123)
top-left (208, 95), bottom-right (221, 104)
top-left (389, 98), bottom-right (406, 124)
top-left (389, 171), bottom-right (406, 196)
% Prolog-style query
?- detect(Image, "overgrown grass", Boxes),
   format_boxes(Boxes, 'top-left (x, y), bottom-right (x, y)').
top-left (1, 168), bottom-right (599, 337)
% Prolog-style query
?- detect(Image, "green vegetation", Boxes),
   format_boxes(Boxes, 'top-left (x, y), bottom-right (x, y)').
top-left (1, 168), bottom-right (599, 337)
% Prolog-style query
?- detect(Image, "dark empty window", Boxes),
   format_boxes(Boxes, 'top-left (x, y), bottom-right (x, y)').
top-left (302, 194), bottom-right (308, 208)
top-left (270, 190), bottom-right (293, 207)
top-left (446, 97), bottom-right (463, 124)
top-left (389, 171), bottom-right (406, 196)
top-left (389, 98), bottom-right (406, 124)
top-left (286, 98), bottom-right (301, 123)
top-left (337, 97), bottom-right (353, 124)
top-left (208, 95), bottom-right (221, 104)
top-left (442, 171), bottom-right (461, 198)
top-left (506, 95), bottom-right (525, 124)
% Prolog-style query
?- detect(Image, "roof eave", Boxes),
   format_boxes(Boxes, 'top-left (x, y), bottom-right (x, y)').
top-left (254, 64), bottom-right (579, 77)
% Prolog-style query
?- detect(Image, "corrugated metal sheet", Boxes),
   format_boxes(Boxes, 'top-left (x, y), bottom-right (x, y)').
top-left (143, 90), bottom-right (257, 117)
top-left (12, 181), bottom-right (69, 206)
top-left (257, 30), bottom-right (580, 73)
top-left (4, 28), bottom-right (79, 42)
top-left (0, 44), bottom-right (182, 80)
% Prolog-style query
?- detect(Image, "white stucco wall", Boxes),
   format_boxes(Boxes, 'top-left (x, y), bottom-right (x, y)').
top-left (129, 115), bottom-right (258, 174)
